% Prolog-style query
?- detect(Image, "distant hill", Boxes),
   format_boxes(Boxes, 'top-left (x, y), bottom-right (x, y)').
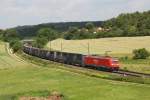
top-left (14, 21), bottom-right (103, 38)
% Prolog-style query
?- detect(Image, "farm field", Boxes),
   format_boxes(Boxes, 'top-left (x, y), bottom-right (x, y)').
top-left (47, 36), bottom-right (150, 74)
top-left (47, 36), bottom-right (150, 55)
top-left (0, 41), bottom-right (150, 100)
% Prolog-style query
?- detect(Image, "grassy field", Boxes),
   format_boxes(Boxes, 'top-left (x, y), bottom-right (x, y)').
top-left (46, 36), bottom-right (150, 74)
top-left (0, 42), bottom-right (31, 69)
top-left (120, 58), bottom-right (150, 74)
top-left (0, 41), bottom-right (150, 100)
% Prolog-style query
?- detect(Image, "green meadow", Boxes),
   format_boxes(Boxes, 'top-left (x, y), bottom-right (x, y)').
top-left (0, 41), bottom-right (150, 100)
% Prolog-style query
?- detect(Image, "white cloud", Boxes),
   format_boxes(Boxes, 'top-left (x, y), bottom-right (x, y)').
top-left (0, 0), bottom-right (150, 29)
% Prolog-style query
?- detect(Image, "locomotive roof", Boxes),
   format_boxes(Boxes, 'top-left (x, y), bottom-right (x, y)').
top-left (85, 55), bottom-right (118, 60)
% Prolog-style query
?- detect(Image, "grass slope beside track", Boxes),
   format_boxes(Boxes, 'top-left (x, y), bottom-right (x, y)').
top-left (0, 41), bottom-right (150, 100)
top-left (0, 42), bottom-right (31, 69)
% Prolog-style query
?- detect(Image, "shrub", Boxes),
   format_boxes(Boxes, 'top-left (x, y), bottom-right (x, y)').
top-left (10, 40), bottom-right (22, 53)
top-left (120, 56), bottom-right (129, 61)
top-left (35, 37), bottom-right (48, 48)
top-left (12, 42), bottom-right (22, 53)
top-left (9, 38), bottom-right (20, 48)
top-left (133, 48), bottom-right (149, 59)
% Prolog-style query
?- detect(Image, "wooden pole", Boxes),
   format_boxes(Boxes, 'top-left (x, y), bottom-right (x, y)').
top-left (49, 37), bottom-right (51, 51)
top-left (61, 41), bottom-right (63, 52)
top-left (88, 41), bottom-right (90, 55)
top-left (61, 40), bottom-right (63, 64)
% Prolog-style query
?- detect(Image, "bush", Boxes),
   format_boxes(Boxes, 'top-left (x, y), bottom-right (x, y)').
top-left (10, 40), bottom-right (22, 53)
top-left (35, 37), bottom-right (48, 48)
top-left (12, 42), bottom-right (22, 53)
top-left (133, 48), bottom-right (149, 59)
top-left (120, 56), bottom-right (129, 62)
top-left (3, 29), bottom-right (20, 42)
top-left (9, 38), bottom-right (20, 48)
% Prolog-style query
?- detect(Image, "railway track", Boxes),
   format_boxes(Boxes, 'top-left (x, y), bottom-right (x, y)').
top-left (56, 62), bottom-right (150, 78)
top-left (113, 69), bottom-right (150, 77)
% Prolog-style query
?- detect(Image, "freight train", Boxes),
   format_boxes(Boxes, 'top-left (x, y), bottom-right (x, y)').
top-left (23, 45), bottom-right (120, 71)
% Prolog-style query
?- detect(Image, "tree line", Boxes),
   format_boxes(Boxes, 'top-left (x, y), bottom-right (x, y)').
top-left (0, 28), bottom-right (58, 52)
top-left (103, 10), bottom-right (150, 37)
top-left (64, 10), bottom-right (150, 40)
top-left (13, 21), bottom-right (102, 38)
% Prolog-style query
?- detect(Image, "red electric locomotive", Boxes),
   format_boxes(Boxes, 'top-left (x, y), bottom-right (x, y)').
top-left (84, 55), bottom-right (119, 70)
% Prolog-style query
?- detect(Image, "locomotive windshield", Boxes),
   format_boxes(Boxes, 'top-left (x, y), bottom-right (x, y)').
top-left (112, 59), bottom-right (119, 64)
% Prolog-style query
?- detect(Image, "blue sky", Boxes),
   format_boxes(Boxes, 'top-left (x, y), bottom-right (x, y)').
top-left (0, 0), bottom-right (150, 29)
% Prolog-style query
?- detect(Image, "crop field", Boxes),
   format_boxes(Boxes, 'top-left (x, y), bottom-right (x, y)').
top-left (0, 41), bottom-right (150, 100)
top-left (47, 36), bottom-right (150, 73)
top-left (47, 36), bottom-right (150, 55)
